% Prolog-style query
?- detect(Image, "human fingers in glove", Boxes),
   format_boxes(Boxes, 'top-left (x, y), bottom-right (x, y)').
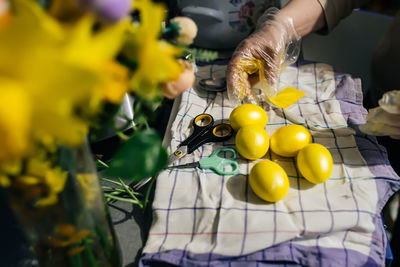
top-left (227, 0), bottom-right (325, 104)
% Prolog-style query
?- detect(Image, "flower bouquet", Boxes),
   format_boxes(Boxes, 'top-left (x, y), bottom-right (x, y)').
top-left (0, 0), bottom-right (216, 266)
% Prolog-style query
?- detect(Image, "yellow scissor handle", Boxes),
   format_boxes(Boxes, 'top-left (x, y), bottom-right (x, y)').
top-left (212, 123), bottom-right (233, 138)
top-left (180, 114), bottom-right (215, 147)
top-left (194, 114), bottom-right (213, 127)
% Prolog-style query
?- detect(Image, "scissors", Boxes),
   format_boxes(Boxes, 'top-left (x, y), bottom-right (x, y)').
top-left (133, 114), bottom-right (234, 190)
top-left (168, 147), bottom-right (239, 175)
top-left (168, 113), bottom-right (234, 165)
top-left (199, 77), bottom-right (226, 92)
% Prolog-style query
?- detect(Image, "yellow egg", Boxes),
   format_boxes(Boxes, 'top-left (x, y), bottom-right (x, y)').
top-left (270, 124), bottom-right (312, 157)
top-left (235, 125), bottom-right (269, 160)
top-left (229, 104), bottom-right (268, 131)
top-left (296, 143), bottom-right (333, 184)
top-left (249, 160), bottom-right (289, 202)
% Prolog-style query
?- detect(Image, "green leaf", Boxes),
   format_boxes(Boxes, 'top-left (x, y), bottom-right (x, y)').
top-left (184, 48), bottom-right (219, 63)
top-left (105, 129), bottom-right (167, 181)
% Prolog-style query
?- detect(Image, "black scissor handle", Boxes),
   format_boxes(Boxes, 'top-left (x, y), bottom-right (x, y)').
top-left (180, 114), bottom-right (214, 146)
top-left (187, 123), bottom-right (234, 154)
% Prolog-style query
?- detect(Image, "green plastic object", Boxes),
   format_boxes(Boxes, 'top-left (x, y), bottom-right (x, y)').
top-left (199, 147), bottom-right (239, 175)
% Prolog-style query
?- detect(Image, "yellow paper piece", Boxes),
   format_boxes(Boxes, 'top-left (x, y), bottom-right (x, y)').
top-left (268, 87), bottom-right (305, 109)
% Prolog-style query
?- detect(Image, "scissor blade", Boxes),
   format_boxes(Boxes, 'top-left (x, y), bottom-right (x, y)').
top-left (167, 162), bottom-right (200, 170)
top-left (167, 146), bottom-right (188, 166)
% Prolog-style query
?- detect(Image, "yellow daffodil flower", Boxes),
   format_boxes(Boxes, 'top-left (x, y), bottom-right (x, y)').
top-left (77, 173), bottom-right (100, 206)
top-left (0, 86), bottom-right (31, 162)
top-left (0, 160), bottom-right (22, 179)
top-left (0, 0), bottom-right (129, 155)
top-left (26, 157), bottom-right (52, 178)
top-left (47, 226), bottom-right (91, 248)
top-left (0, 175), bottom-right (10, 187)
top-left (35, 166), bottom-right (68, 207)
top-left (95, 61), bottom-right (129, 105)
top-left (8, 157), bottom-right (67, 206)
top-left (124, 0), bottom-right (183, 99)
top-left (16, 175), bottom-right (41, 186)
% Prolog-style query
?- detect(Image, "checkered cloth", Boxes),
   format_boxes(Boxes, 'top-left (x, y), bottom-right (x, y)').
top-left (139, 61), bottom-right (400, 266)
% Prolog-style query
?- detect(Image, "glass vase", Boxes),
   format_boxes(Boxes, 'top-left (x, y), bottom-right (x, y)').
top-left (3, 141), bottom-right (121, 267)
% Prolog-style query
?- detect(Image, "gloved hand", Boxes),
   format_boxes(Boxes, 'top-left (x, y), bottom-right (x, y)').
top-left (360, 90), bottom-right (400, 139)
top-left (227, 7), bottom-right (301, 105)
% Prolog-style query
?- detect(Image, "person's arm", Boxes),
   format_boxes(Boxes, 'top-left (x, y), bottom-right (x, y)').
top-left (227, 0), bottom-right (327, 104)
top-left (317, 0), bottom-right (371, 33)
top-left (277, 0), bottom-right (325, 37)
top-left (274, 0), bottom-right (371, 37)
top-left (226, 0), bottom-right (368, 105)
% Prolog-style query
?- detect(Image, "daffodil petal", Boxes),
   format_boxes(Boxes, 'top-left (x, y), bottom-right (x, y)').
top-left (0, 84), bottom-right (31, 161)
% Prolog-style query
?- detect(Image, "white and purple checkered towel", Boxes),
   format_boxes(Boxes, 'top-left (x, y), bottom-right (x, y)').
top-left (139, 61), bottom-right (400, 266)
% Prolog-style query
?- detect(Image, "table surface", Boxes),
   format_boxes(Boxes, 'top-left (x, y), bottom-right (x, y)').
top-left (2, 60), bottom-right (399, 266)
top-left (138, 61), bottom-right (400, 266)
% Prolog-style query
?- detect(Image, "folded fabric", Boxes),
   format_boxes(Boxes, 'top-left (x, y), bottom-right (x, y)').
top-left (140, 61), bottom-right (400, 266)
top-left (359, 90), bottom-right (400, 139)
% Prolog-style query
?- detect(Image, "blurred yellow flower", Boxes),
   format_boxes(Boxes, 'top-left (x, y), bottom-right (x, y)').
top-left (0, 0), bottom-right (129, 155)
top-left (35, 166), bottom-right (68, 207)
top-left (47, 227), bottom-right (91, 248)
top-left (0, 175), bottom-right (10, 187)
top-left (9, 157), bottom-right (68, 206)
top-left (77, 173), bottom-right (100, 206)
top-left (0, 160), bottom-right (22, 178)
top-left (96, 61), bottom-right (129, 104)
top-left (124, 0), bottom-right (183, 99)
top-left (26, 157), bottom-right (53, 178)
top-left (0, 86), bottom-right (31, 162)
top-left (16, 175), bottom-right (41, 186)
top-left (0, 0), bottom-right (192, 262)
top-left (61, 14), bottom-right (130, 105)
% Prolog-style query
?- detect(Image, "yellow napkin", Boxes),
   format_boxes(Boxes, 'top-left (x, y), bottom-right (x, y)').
top-left (238, 58), bottom-right (304, 108)
top-left (268, 87), bottom-right (304, 109)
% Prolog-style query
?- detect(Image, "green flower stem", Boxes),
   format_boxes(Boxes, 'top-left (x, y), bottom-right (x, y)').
top-left (104, 190), bottom-right (134, 203)
top-left (143, 176), bottom-right (156, 209)
top-left (103, 193), bottom-right (143, 207)
top-left (143, 120), bottom-right (150, 129)
top-left (118, 178), bottom-right (141, 204)
top-left (102, 178), bottom-right (144, 207)
top-left (96, 159), bottom-right (109, 169)
top-left (129, 121), bottom-right (138, 132)
top-left (102, 186), bottom-right (141, 195)
top-left (102, 187), bottom-right (126, 193)
top-left (114, 117), bottom-right (135, 133)
top-left (115, 130), bottom-right (130, 141)
top-left (105, 191), bottom-right (124, 201)
top-left (95, 224), bottom-right (111, 257)
top-left (83, 238), bottom-right (98, 267)
top-left (101, 178), bottom-right (126, 186)
top-left (69, 253), bottom-right (82, 267)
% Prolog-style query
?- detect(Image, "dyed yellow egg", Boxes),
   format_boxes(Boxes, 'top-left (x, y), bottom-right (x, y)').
top-left (229, 104), bottom-right (268, 131)
top-left (249, 160), bottom-right (289, 202)
top-left (235, 125), bottom-right (269, 160)
top-left (296, 143), bottom-right (333, 184)
top-left (270, 124), bottom-right (312, 157)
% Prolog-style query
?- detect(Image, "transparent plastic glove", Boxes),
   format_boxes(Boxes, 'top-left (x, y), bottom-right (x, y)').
top-left (227, 7), bottom-right (301, 105)
top-left (359, 90), bottom-right (400, 139)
